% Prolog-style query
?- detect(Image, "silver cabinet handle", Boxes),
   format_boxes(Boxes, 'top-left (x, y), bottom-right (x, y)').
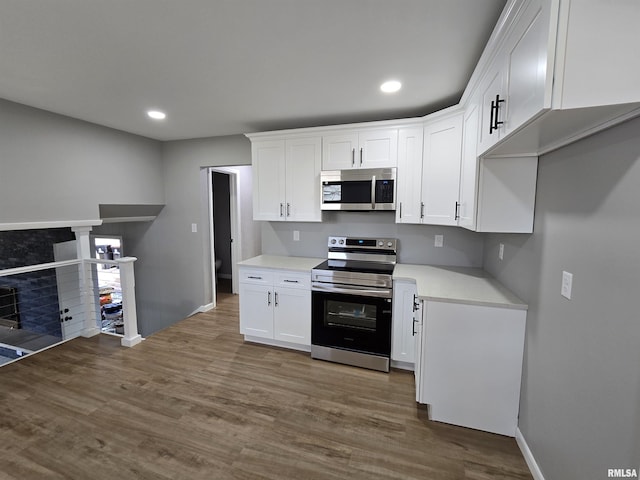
top-left (412, 317), bottom-right (419, 336)
top-left (360, 147), bottom-right (363, 166)
top-left (267, 291), bottom-right (271, 306)
top-left (280, 203), bottom-right (284, 217)
top-left (399, 202), bottom-right (402, 219)
top-left (248, 276), bottom-right (262, 280)
top-left (351, 148), bottom-right (355, 167)
top-left (283, 279), bottom-right (299, 283)
top-left (286, 203), bottom-right (291, 217)
top-left (420, 202), bottom-right (425, 219)
top-left (274, 291), bottom-right (279, 307)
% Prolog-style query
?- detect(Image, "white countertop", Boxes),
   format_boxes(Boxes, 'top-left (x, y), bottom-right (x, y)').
top-left (238, 255), bottom-right (324, 272)
top-left (393, 264), bottom-right (527, 310)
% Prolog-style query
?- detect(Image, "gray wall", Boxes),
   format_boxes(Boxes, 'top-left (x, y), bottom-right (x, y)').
top-left (124, 135), bottom-right (251, 335)
top-left (263, 211), bottom-right (484, 267)
top-left (0, 99), bottom-right (163, 224)
top-left (483, 117), bottom-right (640, 479)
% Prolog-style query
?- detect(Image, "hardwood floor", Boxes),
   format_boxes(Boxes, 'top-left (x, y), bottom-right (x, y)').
top-left (0, 293), bottom-right (532, 479)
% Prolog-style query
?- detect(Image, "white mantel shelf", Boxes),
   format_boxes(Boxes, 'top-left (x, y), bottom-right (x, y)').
top-left (394, 264), bottom-right (527, 311)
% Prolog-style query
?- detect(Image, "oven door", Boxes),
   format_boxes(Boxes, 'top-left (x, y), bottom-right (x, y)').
top-left (311, 287), bottom-right (392, 356)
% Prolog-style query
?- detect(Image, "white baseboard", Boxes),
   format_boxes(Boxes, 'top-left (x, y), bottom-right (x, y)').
top-left (189, 303), bottom-right (214, 316)
top-left (516, 427), bottom-right (545, 480)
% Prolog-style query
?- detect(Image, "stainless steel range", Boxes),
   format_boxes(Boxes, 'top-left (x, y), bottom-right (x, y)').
top-left (311, 236), bottom-right (397, 372)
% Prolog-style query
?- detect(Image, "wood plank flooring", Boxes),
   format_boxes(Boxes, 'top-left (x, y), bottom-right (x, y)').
top-left (0, 293), bottom-right (533, 479)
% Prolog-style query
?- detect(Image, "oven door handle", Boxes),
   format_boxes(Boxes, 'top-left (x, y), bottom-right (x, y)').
top-left (312, 283), bottom-right (392, 298)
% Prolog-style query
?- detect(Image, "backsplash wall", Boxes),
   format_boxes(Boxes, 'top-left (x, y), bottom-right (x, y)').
top-left (261, 211), bottom-right (484, 267)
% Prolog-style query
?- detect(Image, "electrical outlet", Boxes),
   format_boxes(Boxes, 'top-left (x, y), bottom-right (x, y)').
top-left (561, 271), bottom-right (573, 299)
top-left (499, 243), bottom-right (504, 260)
top-left (434, 235), bottom-right (443, 247)
top-left (293, 230), bottom-right (300, 241)
top-left (191, 223), bottom-right (197, 233)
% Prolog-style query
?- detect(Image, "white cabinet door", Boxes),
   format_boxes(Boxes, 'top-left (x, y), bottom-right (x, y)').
top-left (322, 133), bottom-right (359, 170)
top-left (285, 137), bottom-right (322, 222)
top-left (274, 287), bottom-right (311, 345)
top-left (358, 128), bottom-right (398, 168)
top-left (239, 283), bottom-right (273, 339)
top-left (477, 65), bottom-right (506, 155)
top-left (421, 301), bottom-right (526, 437)
top-left (458, 103), bottom-right (480, 230)
top-left (395, 127), bottom-right (424, 224)
top-left (413, 299), bottom-right (424, 403)
top-left (391, 280), bottom-right (417, 364)
top-left (421, 113), bottom-right (463, 226)
top-left (504, 0), bottom-right (552, 136)
top-left (322, 129), bottom-right (398, 170)
top-left (252, 140), bottom-right (286, 221)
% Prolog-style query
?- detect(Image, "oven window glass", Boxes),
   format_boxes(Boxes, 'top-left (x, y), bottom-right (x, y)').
top-left (325, 299), bottom-right (377, 331)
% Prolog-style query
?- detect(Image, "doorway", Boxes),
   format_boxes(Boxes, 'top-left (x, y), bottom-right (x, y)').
top-left (91, 236), bottom-right (124, 335)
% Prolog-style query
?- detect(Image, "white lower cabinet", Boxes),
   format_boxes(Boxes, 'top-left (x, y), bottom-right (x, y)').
top-left (391, 280), bottom-right (417, 366)
top-left (239, 267), bottom-right (310, 347)
top-left (419, 300), bottom-right (526, 437)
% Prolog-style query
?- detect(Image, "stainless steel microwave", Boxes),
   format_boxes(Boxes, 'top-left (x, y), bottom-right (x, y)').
top-left (320, 168), bottom-right (396, 211)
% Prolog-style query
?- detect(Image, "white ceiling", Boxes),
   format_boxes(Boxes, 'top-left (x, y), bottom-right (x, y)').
top-left (0, 0), bottom-right (506, 141)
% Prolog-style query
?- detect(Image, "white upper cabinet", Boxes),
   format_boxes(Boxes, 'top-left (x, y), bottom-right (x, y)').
top-left (421, 113), bottom-right (463, 226)
top-left (472, 0), bottom-right (640, 157)
top-left (251, 136), bottom-right (322, 222)
top-left (322, 128), bottom-right (398, 170)
top-left (395, 127), bottom-right (424, 224)
top-left (396, 113), bottom-right (463, 226)
top-left (458, 102), bottom-right (480, 230)
top-left (252, 140), bottom-right (286, 221)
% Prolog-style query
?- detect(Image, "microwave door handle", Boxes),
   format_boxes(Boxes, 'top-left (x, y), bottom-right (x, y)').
top-left (371, 175), bottom-right (376, 209)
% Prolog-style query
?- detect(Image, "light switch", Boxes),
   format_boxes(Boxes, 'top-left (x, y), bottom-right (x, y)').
top-left (434, 235), bottom-right (443, 247)
top-left (561, 271), bottom-right (573, 299)
top-left (499, 243), bottom-right (504, 260)
top-left (293, 230), bottom-right (300, 241)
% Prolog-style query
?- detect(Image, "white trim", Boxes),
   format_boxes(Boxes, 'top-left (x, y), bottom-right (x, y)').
top-left (0, 219), bottom-right (102, 232)
top-left (101, 216), bottom-right (156, 223)
top-left (243, 335), bottom-right (311, 353)
top-left (189, 303), bottom-right (215, 316)
top-left (516, 427), bottom-right (546, 480)
top-left (390, 360), bottom-right (415, 371)
top-left (121, 334), bottom-right (143, 348)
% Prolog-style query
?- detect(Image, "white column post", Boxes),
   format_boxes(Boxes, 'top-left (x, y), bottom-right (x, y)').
top-left (72, 226), bottom-right (101, 338)
top-left (118, 257), bottom-right (142, 347)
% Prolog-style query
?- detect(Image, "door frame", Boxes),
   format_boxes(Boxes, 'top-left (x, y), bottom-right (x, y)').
top-left (208, 167), bottom-right (242, 306)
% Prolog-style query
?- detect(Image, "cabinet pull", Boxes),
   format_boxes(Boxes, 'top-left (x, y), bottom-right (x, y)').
top-left (412, 317), bottom-right (419, 336)
top-left (360, 147), bottom-right (363, 166)
top-left (283, 279), bottom-right (299, 283)
top-left (489, 94), bottom-right (505, 134)
top-left (286, 203), bottom-right (291, 217)
top-left (399, 202), bottom-right (402, 219)
top-left (279, 203), bottom-right (284, 217)
top-left (412, 294), bottom-right (419, 312)
top-left (248, 276), bottom-right (262, 280)
top-left (267, 291), bottom-right (271, 306)
top-left (351, 148), bottom-right (355, 167)
top-left (455, 201), bottom-right (460, 221)
top-left (420, 202), bottom-right (425, 219)
top-left (274, 291), bottom-right (279, 307)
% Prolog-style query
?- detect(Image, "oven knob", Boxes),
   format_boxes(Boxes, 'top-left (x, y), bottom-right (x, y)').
top-left (387, 241), bottom-right (393, 247)
top-left (339, 239), bottom-right (344, 245)
top-left (378, 241), bottom-right (383, 246)
top-left (330, 238), bottom-right (336, 244)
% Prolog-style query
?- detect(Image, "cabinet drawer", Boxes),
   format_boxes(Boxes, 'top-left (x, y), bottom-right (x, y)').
top-left (239, 268), bottom-right (274, 285)
top-left (274, 271), bottom-right (310, 290)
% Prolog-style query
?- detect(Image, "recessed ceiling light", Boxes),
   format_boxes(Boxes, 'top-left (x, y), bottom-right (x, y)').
top-left (147, 110), bottom-right (166, 120)
top-left (380, 80), bottom-right (402, 93)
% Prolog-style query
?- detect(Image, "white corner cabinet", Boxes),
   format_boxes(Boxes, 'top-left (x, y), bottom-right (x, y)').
top-left (471, 0), bottom-right (640, 157)
top-left (322, 128), bottom-right (398, 170)
top-left (416, 300), bottom-right (527, 437)
top-left (249, 136), bottom-right (322, 222)
top-left (396, 112), bottom-right (463, 226)
top-left (239, 267), bottom-right (311, 349)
